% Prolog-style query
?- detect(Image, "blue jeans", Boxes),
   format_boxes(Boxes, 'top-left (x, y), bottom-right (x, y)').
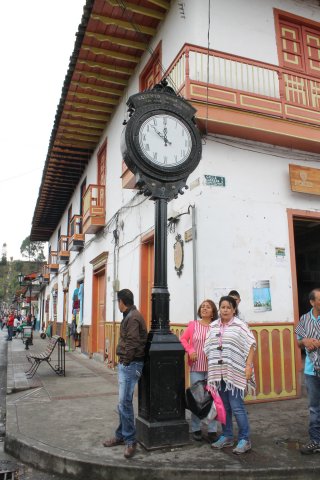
top-left (7, 325), bottom-right (13, 340)
top-left (190, 371), bottom-right (217, 433)
top-left (219, 381), bottom-right (250, 441)
top-left (305, 374), bottom-right (320, 443)
top-left (115, 361), bottom-right (144, 445)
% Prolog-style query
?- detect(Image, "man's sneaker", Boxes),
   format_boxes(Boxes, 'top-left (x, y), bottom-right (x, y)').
top-left (211, 435), bottom-right (234, 449)
top-left (102, 437), bottom-right (124, 447)
top-left (300, 440), bottom-right (320, 455)
top-left (124, 443), bottom-right (137, 459)
top-left (232, 439), bottom-right (252, 455)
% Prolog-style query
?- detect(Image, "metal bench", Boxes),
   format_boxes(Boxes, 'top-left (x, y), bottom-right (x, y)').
top-left (25, 335), bottom-right (66, 378)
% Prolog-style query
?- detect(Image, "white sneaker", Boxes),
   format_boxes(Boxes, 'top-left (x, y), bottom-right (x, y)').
top-left (211, 435), bottom-right (234, 449)
top-left (233, 439), bottom-right (251, 454)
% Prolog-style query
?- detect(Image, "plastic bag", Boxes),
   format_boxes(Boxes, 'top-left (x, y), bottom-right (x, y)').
top-left (206, 400), bottom-right (217, 421)
top-left (185, 380), bottom-right (213, 420)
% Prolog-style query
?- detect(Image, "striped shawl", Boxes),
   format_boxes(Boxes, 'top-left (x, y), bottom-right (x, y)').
top-left (204, 317), bottom-right (256, 398)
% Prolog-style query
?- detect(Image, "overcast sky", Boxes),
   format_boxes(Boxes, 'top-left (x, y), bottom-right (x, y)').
top-left (0, 1), bottom-right (85, 261)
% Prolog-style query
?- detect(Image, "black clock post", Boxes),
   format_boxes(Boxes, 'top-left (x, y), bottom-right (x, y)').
top-left (121, 80), bottom-right (202, 449)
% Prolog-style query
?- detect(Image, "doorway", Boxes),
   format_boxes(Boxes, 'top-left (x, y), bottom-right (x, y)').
top-left (292, 214), bottom-right (320, 318)
top-left (92, 268), bottom-right (106, 359)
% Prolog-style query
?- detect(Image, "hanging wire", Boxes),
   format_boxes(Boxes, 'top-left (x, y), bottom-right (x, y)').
top-left (205, 0), bottom-right (211, 136)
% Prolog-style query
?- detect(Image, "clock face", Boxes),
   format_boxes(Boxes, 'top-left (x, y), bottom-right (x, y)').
top-left (138, 114), bottom-right (192, 168)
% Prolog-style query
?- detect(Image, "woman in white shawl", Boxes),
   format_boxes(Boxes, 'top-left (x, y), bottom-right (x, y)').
top-left (204, 295), bottom-right (256, 455)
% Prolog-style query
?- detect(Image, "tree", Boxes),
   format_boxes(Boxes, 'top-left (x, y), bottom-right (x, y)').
top-left (20, 236), bottom-right (45, 262)
top-left (1, 243), bottom-right (7, 265)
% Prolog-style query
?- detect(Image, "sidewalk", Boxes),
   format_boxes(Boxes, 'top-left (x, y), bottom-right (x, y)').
top-left (3, 329), bottom-right (320, 480)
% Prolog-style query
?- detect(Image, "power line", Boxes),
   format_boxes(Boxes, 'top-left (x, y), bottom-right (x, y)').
top-left (0, 168), bottom-right (42, 184)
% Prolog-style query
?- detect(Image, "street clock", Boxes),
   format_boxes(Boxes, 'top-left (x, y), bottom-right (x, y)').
top-left (121, 80), bottom-right (202, 200)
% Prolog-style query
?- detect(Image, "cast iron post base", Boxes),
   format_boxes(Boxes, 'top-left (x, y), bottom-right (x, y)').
top-left (136, 332), bottom-right (189, 449)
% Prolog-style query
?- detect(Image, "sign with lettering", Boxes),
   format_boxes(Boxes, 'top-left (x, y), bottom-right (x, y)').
top-left (289, 164), bottom-right (320, 196)
top-left (204, 175), bottom-right (226, 187)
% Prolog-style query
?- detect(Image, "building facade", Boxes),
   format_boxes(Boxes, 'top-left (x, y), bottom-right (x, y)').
top-left (31, 0), bottom-right (320, 402)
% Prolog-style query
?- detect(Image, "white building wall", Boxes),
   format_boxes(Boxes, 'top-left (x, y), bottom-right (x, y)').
top-left (43, 0), bottom-right (320, 330)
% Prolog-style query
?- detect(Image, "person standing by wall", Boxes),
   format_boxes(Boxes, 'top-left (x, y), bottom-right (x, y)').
top-left (103, 289), bottom-right (147, 459)
top-left (204, 296), bottom-right (256, 455)
top-left (180, 299), bottom-right (219, 442)
top-left (295, 288), bottom-right (320, 455)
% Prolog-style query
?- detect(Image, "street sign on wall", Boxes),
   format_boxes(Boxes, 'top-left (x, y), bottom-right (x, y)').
top-left (204, 175), bottom-right (226, 186)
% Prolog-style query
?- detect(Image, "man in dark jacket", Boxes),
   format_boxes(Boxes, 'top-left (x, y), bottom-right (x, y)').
top-left (103, 289), bottom-right (147, 458)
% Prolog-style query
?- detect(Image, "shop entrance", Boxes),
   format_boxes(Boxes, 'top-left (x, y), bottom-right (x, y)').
top-left (290, 210), bottom-right (320, 319)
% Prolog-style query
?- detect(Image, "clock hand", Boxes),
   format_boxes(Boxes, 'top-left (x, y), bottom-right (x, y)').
top-left (150, 124), bottom-right (172, 146)
top-left (163, 127), bottom-right (172, 146)
top-left (150, 124), bottom-right (163, 138)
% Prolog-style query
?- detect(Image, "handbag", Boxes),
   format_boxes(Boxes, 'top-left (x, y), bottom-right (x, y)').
top-left (185, 380), bottom-right (213, 420)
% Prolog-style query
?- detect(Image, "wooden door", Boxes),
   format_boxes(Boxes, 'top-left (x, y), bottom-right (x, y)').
top-left (92, 269), bottom-right (106, 357)
top-left (97, 271), bottom-right (106, 355)
top-left (140, 233), bottom-right (154, 330)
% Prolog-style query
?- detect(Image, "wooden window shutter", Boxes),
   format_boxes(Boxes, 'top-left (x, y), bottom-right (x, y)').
top-left (279, 21), bottom-right (304, 71)
top-left (140, 43), bottom-right (162, 91)
top-left (304, 27), bottom-right (320, 76)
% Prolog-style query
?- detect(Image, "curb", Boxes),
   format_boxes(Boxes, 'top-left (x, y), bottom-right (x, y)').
top-left (5, 433), bottom-right (320, 480)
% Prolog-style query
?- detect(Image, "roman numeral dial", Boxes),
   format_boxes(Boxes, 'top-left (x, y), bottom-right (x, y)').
top-left (139, 114), bottom-right (192, 168)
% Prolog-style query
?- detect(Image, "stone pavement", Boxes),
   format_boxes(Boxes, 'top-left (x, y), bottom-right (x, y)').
top-left (2, 329), bottom-right (320, 480)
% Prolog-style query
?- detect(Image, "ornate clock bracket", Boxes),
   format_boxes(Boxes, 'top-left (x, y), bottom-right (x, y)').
top-left (136, 172), bottom-right (189, 200)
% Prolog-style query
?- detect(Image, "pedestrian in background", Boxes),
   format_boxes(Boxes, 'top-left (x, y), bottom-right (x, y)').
top-left (180, 299), bottom-right (219, 442)
top-left (205, 295), bottom-right (255, 455)
top-left (295, 288), bottom-right (320, 455)
top-left (103, 289), bottom-right (147, 459)
top-left (1, 314), bottom-right (7, 330)
top-left (13, 314), bottom-right (20, 338)
top-left (228, 290), bottom-right (247, 323)
top-left (7, 311), bottom-right (14, 341)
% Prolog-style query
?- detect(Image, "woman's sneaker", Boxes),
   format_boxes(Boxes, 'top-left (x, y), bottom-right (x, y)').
top-left (232, 439), bottom-right (252, 454)
top-left (300, 440), bottom-right (320, 454)
top-left (211, 435), bottom-right (234, 449)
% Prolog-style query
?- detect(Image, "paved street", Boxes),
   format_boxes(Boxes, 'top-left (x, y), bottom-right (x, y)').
top-left (2, 328), bottom-right (320, 480)
top-left (0, 329), bottom-right (73, 479)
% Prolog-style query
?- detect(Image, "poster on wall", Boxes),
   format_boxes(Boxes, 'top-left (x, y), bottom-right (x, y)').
top-left (275, 247), bottom-right (286, 266)
top-left (252, 280), bottom-right (272, 312)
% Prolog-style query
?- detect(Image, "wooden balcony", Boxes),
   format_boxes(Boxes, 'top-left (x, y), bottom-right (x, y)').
top-left (68, 215), bottom-right (84, 251)
top-left (164, 44), bottom-right (320, 154)
top-left (83, 184), bottom-right (105, 234)
top-left (41, 264), bottom-right (50, 283)
top-left (48, 251), bottom-right (59, 273)
top-left (122, 160), bottom-right (137, 190)
top-left (57, 235), bottom-right (70, 264)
